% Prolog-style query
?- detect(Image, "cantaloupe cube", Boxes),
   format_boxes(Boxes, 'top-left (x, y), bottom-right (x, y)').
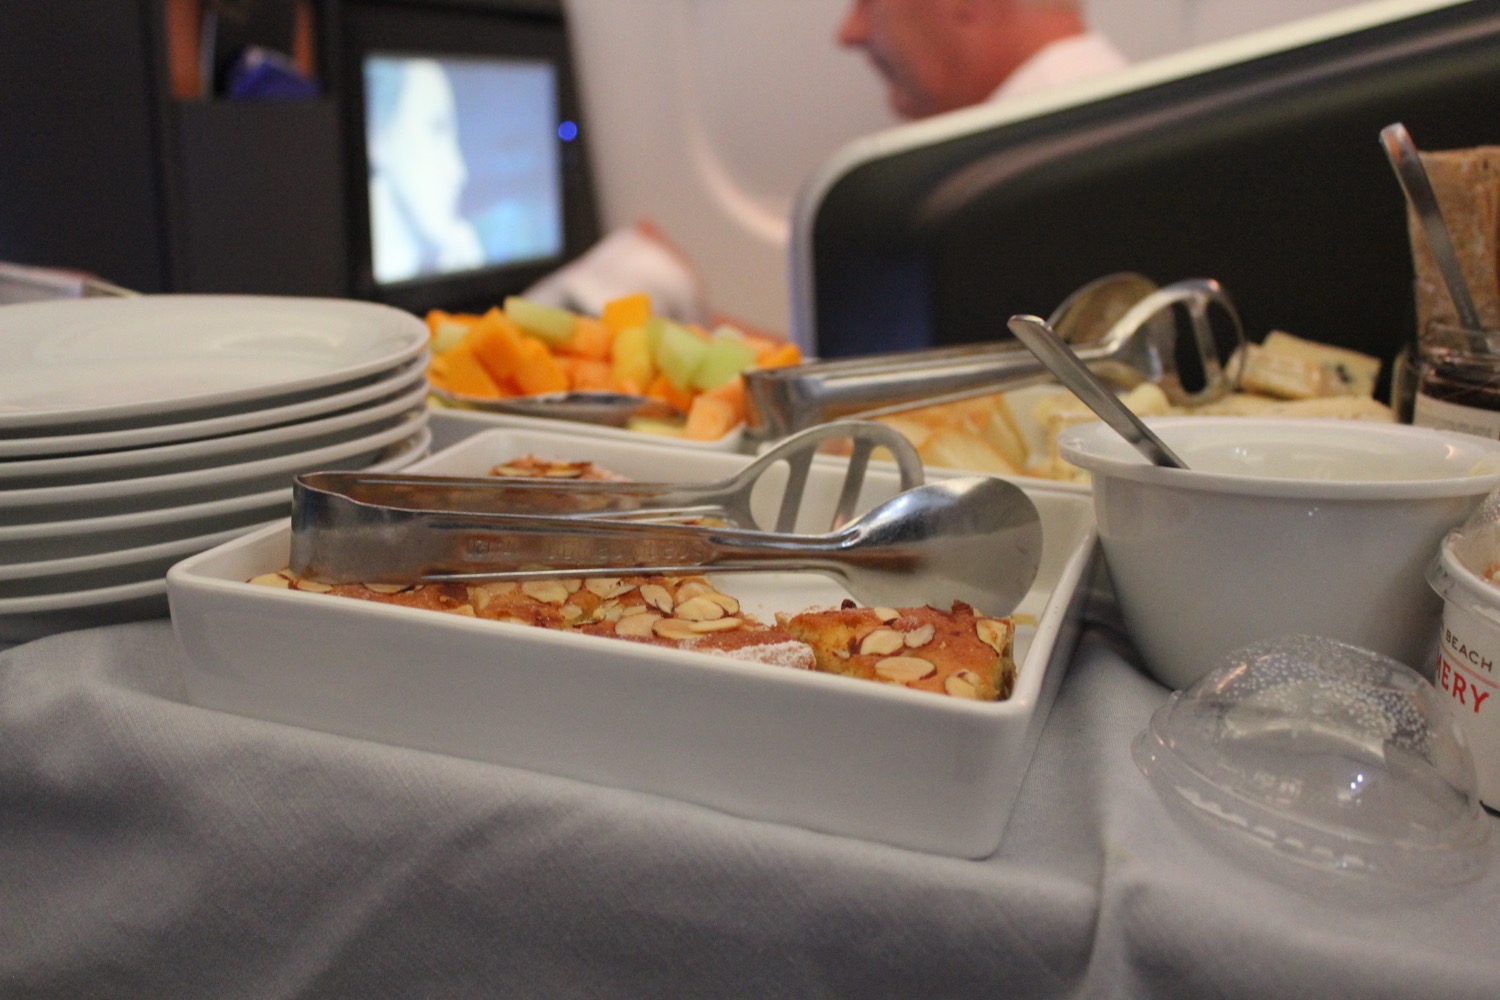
top-left (601, 292), bottom-right (653, 335)
top-left (754, 341), bottom-right (803, 369)
top-left (698, 374), bottom-right (746, 425)
top-left (467, 308), bottom-right (531, 385)
top-left (645, 371), bottom-right (695, 415)
top-left (684, 393), bottom-right (738, 441)
top-left (562, 315), bottom-right (612, 360)
top-left (513, 337), bottom-right (569, 395)
top-left (567, 358), bottom-right (612, 392)
top-left (428, 341), bottom-right (501, 398)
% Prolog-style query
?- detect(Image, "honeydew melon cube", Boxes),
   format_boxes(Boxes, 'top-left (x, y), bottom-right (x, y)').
top-left (503, 295), bottom-right (577, 346)
top-left (429, 320), bottom-right (469, 355)
top-left (690, 327), bottom-right (758, 391)
top-left (653, 319), bottom-right (709, 391)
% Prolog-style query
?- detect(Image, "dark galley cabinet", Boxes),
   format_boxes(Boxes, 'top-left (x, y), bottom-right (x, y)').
top-left (0, 1), bottom-right (347, 297)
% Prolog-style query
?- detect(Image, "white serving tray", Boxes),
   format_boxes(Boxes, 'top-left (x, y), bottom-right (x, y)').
top-left (167, 427), bottom-right (1097, 858)
top-left (426, 403), bottom-right (745, 455)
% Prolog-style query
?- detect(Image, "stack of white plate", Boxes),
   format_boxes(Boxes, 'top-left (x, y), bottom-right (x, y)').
top-left (0, 295), bottom-right (433, 643)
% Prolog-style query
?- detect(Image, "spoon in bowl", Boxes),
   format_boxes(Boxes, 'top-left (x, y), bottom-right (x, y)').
top-left (1007, 314), bottom-right (1189, 469)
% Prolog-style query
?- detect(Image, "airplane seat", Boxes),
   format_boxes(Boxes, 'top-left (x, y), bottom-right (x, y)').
top-left (793, 0), bottom-right (1500, 396)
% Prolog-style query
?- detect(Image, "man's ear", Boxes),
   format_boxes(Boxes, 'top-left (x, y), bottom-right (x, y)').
top-left (949, 0), bottom-right (983, 26)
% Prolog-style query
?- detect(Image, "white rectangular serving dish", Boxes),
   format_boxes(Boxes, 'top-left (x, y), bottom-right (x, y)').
top-left (168, 427), bottom-right (1097, 858)
top-left (426, 403), bottom-right (745, 456)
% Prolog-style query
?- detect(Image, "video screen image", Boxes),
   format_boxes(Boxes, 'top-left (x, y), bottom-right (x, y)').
top-left (363, 52), bottom-right (565, 286)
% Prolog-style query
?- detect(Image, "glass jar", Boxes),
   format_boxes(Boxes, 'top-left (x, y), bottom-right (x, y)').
top-left (1412, 322), bottom-right (1500, 438)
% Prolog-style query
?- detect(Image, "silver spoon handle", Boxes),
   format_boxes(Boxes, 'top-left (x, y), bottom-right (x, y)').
top-left (1007, 315), bottom-right (1188, 469)
top-left (1380, 122), bottom-right (1484, 331)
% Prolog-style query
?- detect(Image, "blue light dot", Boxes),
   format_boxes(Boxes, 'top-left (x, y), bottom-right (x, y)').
top-left (558, 120), bottom-right (578, 142)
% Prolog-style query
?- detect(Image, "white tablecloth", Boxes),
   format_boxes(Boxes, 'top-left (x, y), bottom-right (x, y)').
top-left (3, 613), bottom-right (1498, 999)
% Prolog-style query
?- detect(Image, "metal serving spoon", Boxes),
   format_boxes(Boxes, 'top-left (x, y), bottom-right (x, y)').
top-left (1007, 315), bottom-right (1188, 469)
top-left (1380, 122), bottom-right (1484, 332)
top-left (290, 474), bottom-right (1044, 617)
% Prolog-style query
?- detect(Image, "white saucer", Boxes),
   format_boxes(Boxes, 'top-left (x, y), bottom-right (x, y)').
top-left (0, 523), bottom-right (270, 598)
top-left (0, 295), bottom-right (429, 432)
top-left (0, 426), bottom-right (431, 643)
top-left (0, 577), bottom-right (170, 644)
top-left (0, 355), bottom-right (427, 459)
top-left (0, 378), bottom-right (429, 487)
top-left (0, 414), bottom-right (429, 520)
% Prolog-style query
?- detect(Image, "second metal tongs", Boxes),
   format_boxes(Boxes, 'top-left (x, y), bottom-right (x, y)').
top-left (295, 420), bottom-right (923, 538)
top-left (743, 275), bottom-right (1244, 439)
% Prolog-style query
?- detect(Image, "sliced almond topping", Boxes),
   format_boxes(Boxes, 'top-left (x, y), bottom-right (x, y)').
top-left (522, 580), bottom-right (571, 605)
top-left (873, 607), bottom-right (900, 622)
top-left (490, 464), bottom-right (531, 478)
top-left (584, 577), bottom-right (633, 599)
top-left (858, 628), bottom-right (905, 657)
top-left (904, 623), bottom-right (936, 648)
top-left (673, 595), bottom-right (726, 621)
top-left (562, 578), bottom-right (583, 594)
top-left (874, 655), bottom-right (936, 683)
top-left (292, 578), bottom-right (333, 593)
top-left (832, 648), bottom-right (850, 660)
top-left (673, 580), bottom-right (714, 601)
top-left (560, 603), bottom-right (583, 621)
top-left (614, 612), bottom-right (661, 638)
top-left (443, 604), bottom-right (477, 617)
top-left (652, 617), bottom-right (700, 641)
top-left (686, 616), bottom-right (742, 633)
top-left (944, 669), bottom-right (983, 699)
top-left (975, 618), bottom-right (1012, 654)
top-left (249, 572), bottom-right (292, 589)
top-left (639, 583), bottom-right (674, 613)
top-left (543, 467), bottom-right (585, 478)
top-left (704, 592), bottom-right (740, 615)
top-left (467, 581), bottom-right (518, 611)
top-left (593, 602), bottom-right (625, 622)
top-left (363, 582), bottom-right (410, 595)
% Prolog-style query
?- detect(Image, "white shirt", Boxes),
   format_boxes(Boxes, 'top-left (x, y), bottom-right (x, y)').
top-left (990, 32), bottom-right (1130, 103)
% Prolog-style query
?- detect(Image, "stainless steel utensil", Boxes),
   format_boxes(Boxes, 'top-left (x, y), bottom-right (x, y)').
top-left (1379, 122), bottom-right (1484, 331)
top-left (295, 419), bottom-right (924, 540)
top-left (1007, 315), bottom-right (1188, 469)
top-left (744, 277), bottom-right (1243, 439)
top-left (430, 387), bottom-right (682, 427)
top-left (290, 473), bottom-right (1043, 616)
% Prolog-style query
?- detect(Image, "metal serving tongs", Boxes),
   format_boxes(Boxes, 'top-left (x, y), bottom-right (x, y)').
top-left (289, 473), bottom-right (1042, 615)
top-left (743, 275), bottom-right (1244, 440)
top-left (294, 420), bottom-right (923, 539)
top-left (290, 420), bottom-right (1044, 614)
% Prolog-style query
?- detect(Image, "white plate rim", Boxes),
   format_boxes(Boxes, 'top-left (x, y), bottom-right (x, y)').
top-left (0, 412), bottom-right (429, 511)
top-left (1, 522), bottom-right (274, 583)
top-left (0, 378), bottom-right (430, 483)
top-left (0, 575), bottom-right (166, 614)
top-left (0, 295), bottom-right (429, 432)
top-left (0, 428), bottom-right (430, 637)
top-left (0, 355), bottom-right (428, 459)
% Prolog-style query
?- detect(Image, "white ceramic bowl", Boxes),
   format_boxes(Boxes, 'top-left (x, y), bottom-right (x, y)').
top-left (1058, 417), bottom-right (1500, 690)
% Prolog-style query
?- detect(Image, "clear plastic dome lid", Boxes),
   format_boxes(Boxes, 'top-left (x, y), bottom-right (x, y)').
top-left (1134, 635), bottom-right (1489, 887)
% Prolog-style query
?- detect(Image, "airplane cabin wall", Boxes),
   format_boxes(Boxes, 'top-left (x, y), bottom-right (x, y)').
top-left (562, 0), bottom-right (1371, 336)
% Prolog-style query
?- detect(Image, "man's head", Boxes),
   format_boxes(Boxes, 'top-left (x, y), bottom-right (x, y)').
top-left (837, 0), bottom-right (1086, 119)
